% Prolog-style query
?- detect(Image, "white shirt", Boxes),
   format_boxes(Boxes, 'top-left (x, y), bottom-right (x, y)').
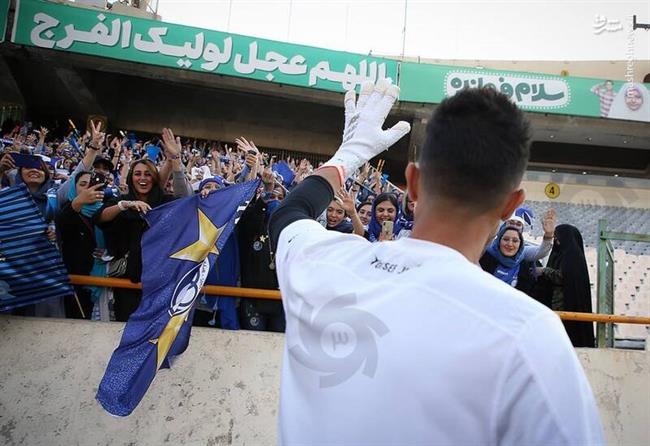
top-left (276, 219), bottom-right (604, 446)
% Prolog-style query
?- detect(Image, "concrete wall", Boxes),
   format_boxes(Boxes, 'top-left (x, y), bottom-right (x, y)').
top-left (0, 316), bottom-right (648, 446)
top-left (522, 180), bottom-right (650, 209)
top-left (522, 172), bottom-right (650, 209)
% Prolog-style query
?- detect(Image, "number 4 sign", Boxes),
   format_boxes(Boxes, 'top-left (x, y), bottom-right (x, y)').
top-left (545, 182), bottom-right (560, 199)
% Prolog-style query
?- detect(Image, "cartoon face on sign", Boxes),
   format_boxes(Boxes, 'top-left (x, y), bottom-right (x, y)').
top-left (624, 86), bottom-right (644, 111)
top-left (608, 82), bottom-right (650, 122)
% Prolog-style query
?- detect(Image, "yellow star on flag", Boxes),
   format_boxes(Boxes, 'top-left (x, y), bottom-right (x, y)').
top-left (169, 209), bottom-right (225, 262)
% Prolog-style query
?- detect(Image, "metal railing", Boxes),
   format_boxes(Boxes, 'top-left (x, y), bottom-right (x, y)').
top-left (68, 274), bottom-right (650, 327)
top-left (597, 220), bottom-right (650, 347)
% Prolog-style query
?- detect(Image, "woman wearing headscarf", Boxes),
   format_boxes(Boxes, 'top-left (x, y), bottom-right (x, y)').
top-left (366, 192), bottom-right (402, 242)
top-left (237, 167), bottom-right (285, 332)
top-left (537, 224), bottom-right (595, 347)
top-left (56, 170), bottom-right (106, 319)
top-left (480, 224), bottom-right (536, 296)
top-left (607, 82), bottom-right (650, 122)
top-left (356, 201), bottom-right (372, 230)
top-left (5, 153), bottom-right (66, 317)
top-left (325, 188), bottom-right (364, 235)
top-left (193, 176), bottom-right (240, 330)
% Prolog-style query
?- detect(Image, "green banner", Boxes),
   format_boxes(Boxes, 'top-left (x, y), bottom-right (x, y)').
top-left (399, 63), bottom-right (650, 122)
top-left (11, 0), bottom-right (398, 93)
top-left (0, 0), bottom-right (10, 43)
top-left (10, 0), bottom-right (650, 122)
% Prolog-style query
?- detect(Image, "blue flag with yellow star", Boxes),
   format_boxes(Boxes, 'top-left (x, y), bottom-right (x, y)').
top-left (96, 179), bottom-right (260, 416)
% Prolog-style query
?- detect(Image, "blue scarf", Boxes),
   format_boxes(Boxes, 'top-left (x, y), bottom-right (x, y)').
top-left (367, 197), bottom-right (403, 242)
top-left (67, 173), bottom-right (106, 303)
top-left (264, 196), bottom-right (280, 219)
top-left (487, 224), bottom-right (526, 286)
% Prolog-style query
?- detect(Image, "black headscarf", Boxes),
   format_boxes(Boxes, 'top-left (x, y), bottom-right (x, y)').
top-left (547, 224), bottom-right (595, 347)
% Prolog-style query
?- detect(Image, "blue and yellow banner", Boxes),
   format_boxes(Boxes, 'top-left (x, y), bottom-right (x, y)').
top-left (96, 180), bottom-right (259, 416)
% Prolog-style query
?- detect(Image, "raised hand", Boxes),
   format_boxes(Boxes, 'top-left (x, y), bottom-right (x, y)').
top-left (75, 183), bottom-right (105, 206)
top-left (542, 208), bottom-right (557, 237)
top-left (161, 128), bottom-right (182, 159)
top-left (235, 137), bottom-right (259, 169)
top-left (0, 154), bottom-right (16, 173)
top-left (89, 120), bottom-right (105, 149)
top-left (234, 136), bottom-right (258, 153)
top-left (323, 79), bottom-right (411, 177)
top-left (336, 187), bottom-right (356, 215)
top-left (261, 166), bottom-right (274, 186)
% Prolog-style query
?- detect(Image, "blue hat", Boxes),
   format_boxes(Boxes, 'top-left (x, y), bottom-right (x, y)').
top-left (514, 207), bottom-right (534, 228)
top-left (198, 176), bottom-right (225, 191)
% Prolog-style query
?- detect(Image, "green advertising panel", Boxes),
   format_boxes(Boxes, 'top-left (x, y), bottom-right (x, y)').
top-left (399, 62), bottom-right (650, 122)
top-left (10, 0), bottom-right (650, 122)
top-left (12, 0), bottom-right (398, 93)
top-left (0, 0), bottom-right (10, 43)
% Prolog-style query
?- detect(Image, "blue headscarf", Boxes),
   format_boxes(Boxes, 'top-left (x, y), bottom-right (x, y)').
top-left (487, 224), bottom-right (526, 285)
top-left (198, 176), bottom-right (226, 191)
top-left (367, 193), bottom-right (402, 242)
top-left (67, 171), bottom-right (106, 304)
top-left (67, 172), bottom-right (104, 217)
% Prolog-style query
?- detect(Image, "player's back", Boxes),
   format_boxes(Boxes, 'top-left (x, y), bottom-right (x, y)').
top-left (275, 220), bottom-right (603, 445)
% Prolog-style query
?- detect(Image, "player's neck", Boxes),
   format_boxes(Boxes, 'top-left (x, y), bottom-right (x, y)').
top-left (410, 204), bottom-right (498, 264)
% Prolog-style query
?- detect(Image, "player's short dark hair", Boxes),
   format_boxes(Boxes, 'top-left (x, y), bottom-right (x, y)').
top-left (418, 88), bottom-right (530, 213)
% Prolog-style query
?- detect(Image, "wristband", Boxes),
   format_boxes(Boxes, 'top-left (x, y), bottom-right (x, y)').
top-left (88, 144), bottom-right (100, 151)
top-left (169, 155), bottom-right (180, 160)
top-left (316, 164), bottom-right (346, 187)
top-left (117, 200), bottom-right (129, 211)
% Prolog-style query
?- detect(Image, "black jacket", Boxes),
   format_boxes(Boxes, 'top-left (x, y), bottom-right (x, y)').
top-left (237, 197), bottom-right (279, 290)
top-left (55, 203), bottom-right (96, 276)
top-left (96, 195), bottom-right (174, 283)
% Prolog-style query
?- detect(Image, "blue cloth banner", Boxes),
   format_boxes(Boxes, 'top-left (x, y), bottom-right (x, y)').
top-left (96, 179), bottom-right (260, 416)
top-left (0, 185), bottom-right (73, 311)
top-left (145, 144), bottom-right (161, 162)
top-left (272, 161), bottom-right (296, 188)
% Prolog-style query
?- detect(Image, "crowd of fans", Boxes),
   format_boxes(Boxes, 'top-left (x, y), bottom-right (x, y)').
top-left (0, 119), bottom-right (594, 346)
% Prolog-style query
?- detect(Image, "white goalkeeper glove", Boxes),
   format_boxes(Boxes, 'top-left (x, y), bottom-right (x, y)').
top-left (322, 79), bottom-right (411, 178)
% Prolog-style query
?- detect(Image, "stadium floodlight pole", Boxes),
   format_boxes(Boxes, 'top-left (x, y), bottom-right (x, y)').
top-left (632, 15), bottom-right (650, 30)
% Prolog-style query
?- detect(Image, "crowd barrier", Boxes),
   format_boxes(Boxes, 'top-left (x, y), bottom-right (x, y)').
top-left (68, 274), bottom-right (650, 326)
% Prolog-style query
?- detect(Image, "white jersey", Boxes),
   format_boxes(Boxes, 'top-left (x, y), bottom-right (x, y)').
top-left (276, 219), bottom-right (604, 446)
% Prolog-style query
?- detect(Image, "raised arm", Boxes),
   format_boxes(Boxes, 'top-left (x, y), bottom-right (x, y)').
top-left (159, 128), bottom-right (192, 197)
top-left (337, 187), bottom-right (365, 236)
top-left (523, 208), bottom-right (557, 261)
top-left (80, 120), bottom-right (105, 170)
top-left (269, 79), bottom-right (410, 250)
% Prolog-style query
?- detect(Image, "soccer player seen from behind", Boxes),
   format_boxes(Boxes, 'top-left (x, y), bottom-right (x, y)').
top-left (269, 79), bottom-right (604, 445)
